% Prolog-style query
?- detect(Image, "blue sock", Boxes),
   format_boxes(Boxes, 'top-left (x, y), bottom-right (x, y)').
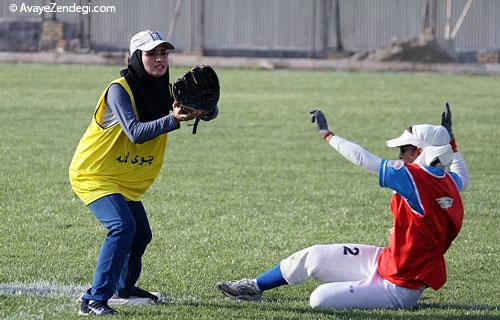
top-left (255, 264), bottom-right (288, 291)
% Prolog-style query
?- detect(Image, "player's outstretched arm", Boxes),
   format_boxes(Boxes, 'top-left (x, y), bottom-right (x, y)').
top-left (310, 109), bottom-right (382, 174)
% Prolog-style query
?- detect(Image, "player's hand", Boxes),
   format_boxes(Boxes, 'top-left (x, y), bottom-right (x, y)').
top-left (172, 101), bottom-right (202, 121)
top-left (441, 102), bottom-right (454, 141)
top-left (310, 109), bottom-right (333, 140)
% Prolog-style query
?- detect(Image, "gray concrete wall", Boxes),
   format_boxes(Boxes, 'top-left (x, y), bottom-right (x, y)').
top-left (0, 0), bottom-right (498, 56)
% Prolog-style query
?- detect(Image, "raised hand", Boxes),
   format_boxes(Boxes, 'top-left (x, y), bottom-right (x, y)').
top-left (441, 102), bottom-right (454, 141)
top-left (310, 109), bottom-right (332, 139)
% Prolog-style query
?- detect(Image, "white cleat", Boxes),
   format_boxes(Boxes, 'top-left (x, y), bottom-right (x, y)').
top-left (216, 279), bottom-right (263, 302)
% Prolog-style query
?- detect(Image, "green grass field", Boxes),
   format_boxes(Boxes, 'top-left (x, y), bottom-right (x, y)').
top-left (0, 63), bottom-right (498, 319)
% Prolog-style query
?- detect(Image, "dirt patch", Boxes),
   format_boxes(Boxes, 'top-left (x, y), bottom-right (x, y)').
top-left (353, 35), bottom-right (456, 64)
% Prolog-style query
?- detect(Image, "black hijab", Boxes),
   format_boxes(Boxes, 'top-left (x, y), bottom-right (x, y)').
top-left (120, 50), bottom-right (173, 122)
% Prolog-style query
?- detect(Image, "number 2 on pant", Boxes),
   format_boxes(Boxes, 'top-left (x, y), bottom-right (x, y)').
top-left (343, 246), bottom-right (360, 256)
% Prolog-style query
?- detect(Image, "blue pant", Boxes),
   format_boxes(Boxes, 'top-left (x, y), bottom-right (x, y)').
top-left (82, 193), bottom-right (152, 302)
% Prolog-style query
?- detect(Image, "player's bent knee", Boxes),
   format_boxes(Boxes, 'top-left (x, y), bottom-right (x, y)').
top-left (310, 284), bottom-right (352, 310)
top-left (309, 292), bottom-right (322, 309)
top-left (304, 245), bottom-right (334, 281)
top-left (111, 219), bottom-right (137, 239)
top-left (309, 287), bottom-right (331, 310)
top-left (136, 226), bottom-right (152, 245)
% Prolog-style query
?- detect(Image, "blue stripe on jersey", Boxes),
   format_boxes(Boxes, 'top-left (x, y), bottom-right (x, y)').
top-left (448, 171), bottom-right (462, 191)
top-left (379, 160), bottom-right (424, 215)
top-left (417, 165), bottom-right (462, 191)
top-left (418, 164), bottom-right (445, 178)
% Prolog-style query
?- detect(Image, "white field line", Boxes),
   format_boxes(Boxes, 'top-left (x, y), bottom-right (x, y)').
top-left (0, 283), bottom-right (197, 304)
top-left (0, 282), bottom-right (88, 298)
top-left (0, 283), bottom-right (240, 306)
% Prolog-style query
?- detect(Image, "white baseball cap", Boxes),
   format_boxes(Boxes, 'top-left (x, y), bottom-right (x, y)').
top-left (386, 124), bottom-right (450, 148)
top-left (423, 144), bottom-right (453, 167)
top-left (129, 30), bottom-right (174, 55)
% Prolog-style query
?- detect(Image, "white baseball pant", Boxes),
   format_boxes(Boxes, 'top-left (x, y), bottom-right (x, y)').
top-left (280, 244), bottom-right (423, 309)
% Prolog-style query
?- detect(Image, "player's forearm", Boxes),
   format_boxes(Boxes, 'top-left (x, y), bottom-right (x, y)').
top-left (125, 114), bottom-right (179, 144)
top-left (327, 135), bottom-right (381, 174)
top-left (107, 84), bottom-right (180, 144)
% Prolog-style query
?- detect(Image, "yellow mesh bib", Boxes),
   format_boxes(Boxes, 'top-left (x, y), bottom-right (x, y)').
top-left (69, 77), bottom-right (168, 205)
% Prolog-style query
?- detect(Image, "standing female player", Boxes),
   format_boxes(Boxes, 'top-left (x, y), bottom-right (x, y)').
top-left (70, 30), bottom-right (217, 316)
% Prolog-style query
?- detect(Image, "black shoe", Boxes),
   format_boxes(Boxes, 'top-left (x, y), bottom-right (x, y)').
top-left (119, 287), bottom-right (159, 302)
top-left (79, 300), bottom-right (117, 316)
top-left (131, 287), bottom-right (159, 302)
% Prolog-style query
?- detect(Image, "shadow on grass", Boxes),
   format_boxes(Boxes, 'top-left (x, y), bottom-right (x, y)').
top-left (150, 297), bottom-right (499, 320)
top-left (417, 302), bottom-right (499, 311)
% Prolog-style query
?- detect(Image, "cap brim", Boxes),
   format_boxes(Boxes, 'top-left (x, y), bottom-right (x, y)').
top-left (386, 130), bottom-right (420, 147)
top-left (137, 40), bottom-right (175, 51)
top-left (424, 145), bottom-right (453, 167)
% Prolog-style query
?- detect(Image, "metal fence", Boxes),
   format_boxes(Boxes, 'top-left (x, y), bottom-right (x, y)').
top-left (1, 0), bottom-right (498, 57)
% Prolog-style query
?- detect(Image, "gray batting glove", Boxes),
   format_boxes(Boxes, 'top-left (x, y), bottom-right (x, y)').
top-left (441, 102), bottom-right (454, 141)
top-left (310, 109), bottom-right (332, 139)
